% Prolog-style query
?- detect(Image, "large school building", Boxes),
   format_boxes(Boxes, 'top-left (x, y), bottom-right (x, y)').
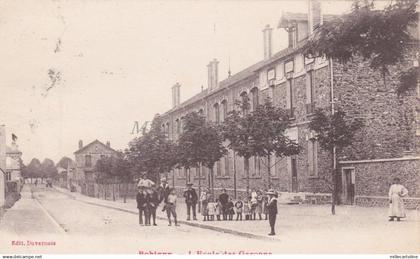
top-left (158, 2), bottom-right (420, 208)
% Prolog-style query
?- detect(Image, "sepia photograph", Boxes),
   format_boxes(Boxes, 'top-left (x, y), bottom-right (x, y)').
top-left (0, 0), bottom-right (419, 257)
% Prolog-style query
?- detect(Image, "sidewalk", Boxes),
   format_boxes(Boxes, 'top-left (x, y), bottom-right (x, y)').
top-left (0, 185), bottom-right (64, 235)
top-left (52, 185), bottom-right (420, 248)
top-left (52, 185), bottom-right (275, 240)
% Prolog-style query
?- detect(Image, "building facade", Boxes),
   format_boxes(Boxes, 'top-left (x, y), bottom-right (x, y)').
top-left (0, 125), bottom-right (6, 209)
top-left (158, 4), bottom-right (420, 208)
top-left (73, 139), bottom-right (118, 196)
top-left (5, 143), bottom-right (22, 183)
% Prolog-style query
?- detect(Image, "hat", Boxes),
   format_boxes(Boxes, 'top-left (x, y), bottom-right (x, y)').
top-left (186, 182), bottom-right (193, 186)
top-left (266, 189), bottom-right (277, 195)
top-left (161, 178), bottom-right (167, 182)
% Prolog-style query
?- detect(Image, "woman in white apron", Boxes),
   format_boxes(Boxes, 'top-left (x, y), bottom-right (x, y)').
top-left (388, 177), bottom-right (408, 221)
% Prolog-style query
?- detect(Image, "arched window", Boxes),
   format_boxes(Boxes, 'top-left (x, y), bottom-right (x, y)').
top-left (240, 91), bottom-right (249, 114)
top-left (221, 100), bottom-right (228, 122)
top-left (213, 103), bottom-right (220, 124)
top-left (175, 119), bottom-right (180, 134)
top-left (250, 87), bottom-right (259, 111)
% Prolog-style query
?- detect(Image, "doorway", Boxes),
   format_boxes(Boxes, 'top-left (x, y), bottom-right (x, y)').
top-left (341, 168), bottom-right (355, 205)
top-left (291, 158), bottom-right (298, 192)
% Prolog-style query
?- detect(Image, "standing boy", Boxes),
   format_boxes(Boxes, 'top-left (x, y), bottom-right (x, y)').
top-left (266, 189), bottom-right (278, 236)
top-left (183, 183), bottom-right (198, 220)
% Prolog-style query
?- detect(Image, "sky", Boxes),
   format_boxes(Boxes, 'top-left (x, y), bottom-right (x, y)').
top-left (0, 0), bottom-right (390, 164)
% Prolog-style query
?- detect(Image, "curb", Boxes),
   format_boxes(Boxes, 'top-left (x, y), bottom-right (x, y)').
top-left (52, 186), bottom-right (278, 241)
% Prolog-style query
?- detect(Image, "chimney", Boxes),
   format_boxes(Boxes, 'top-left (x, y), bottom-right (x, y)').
top-left (262, 24), bottom-right (273, 60)
top-left (207, 58), bottom-right (219, 90)
top-left (106, 141), bottom-right (110, 148)
top-left (78, 140), bottom-right (83, 149)
top-left (308, 0), bottom-right (322, 34)
top-left (171, 83), bottom-right (181, 108)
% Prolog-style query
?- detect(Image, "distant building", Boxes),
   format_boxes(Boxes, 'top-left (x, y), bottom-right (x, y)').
top-left (0, 125), bottom-right (6, 208)
top-left (158, 1), bottom-right (419, 208)
top-left (73, 139), bottom-right (118, 196)
top-left (57, 158), bottom-right (76, 189)
top-left (5, 142), bottom-right (22, 183)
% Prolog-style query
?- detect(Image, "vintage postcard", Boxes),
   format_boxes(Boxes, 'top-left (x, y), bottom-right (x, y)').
top-left (0, 0), bottom-right (419, 257)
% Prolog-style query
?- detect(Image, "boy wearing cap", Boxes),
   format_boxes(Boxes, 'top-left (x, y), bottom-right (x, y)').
top-left (183, 183), bottom-right (198, 220)
top-left (266, 189), bottom-right (278, 236)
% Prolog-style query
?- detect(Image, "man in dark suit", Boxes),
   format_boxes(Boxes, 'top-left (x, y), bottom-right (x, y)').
top-left (266, 189), bottom-right (278, 236)
top-left (218, 189), bottom-right (229, 220)
top-left (183, 183), bottom-right (198, 220)
top-left (136, 187), bottom-right (145, 225)
top-left (145, 187), bottom-right (159, 226)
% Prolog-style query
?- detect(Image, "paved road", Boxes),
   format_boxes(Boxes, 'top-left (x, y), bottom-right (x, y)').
top-left (1, 185), bottom-right (419, 254)
top-left (0, 185), bottom-right (279, 254)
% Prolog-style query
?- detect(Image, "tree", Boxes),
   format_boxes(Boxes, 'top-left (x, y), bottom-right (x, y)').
top-left (110, 152), bottom-right (133, 203)
top-left (302, 0), bottom-right (418, 93)
top-left (250, 99), bottom-right (301, 188)
top-left (56, 156), bottom-right (73, 169)
top-left (127, 115), bottom-right (177, 183)
top-left (26, 158), bottom-right (42, 182)
top-left (176, 111), bottom-right (226, 196)
top-left (309, 108), bottom-right (363, 215)
top-left (41, 158), bottom-right (58, 180)
top-left (95, 156), bottom-right (113, 184)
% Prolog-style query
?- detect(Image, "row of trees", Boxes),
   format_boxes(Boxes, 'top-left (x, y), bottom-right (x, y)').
top-left (123, 96), bottom-right (363, 215)
top-left (21, 158), bottom-right (58, 182)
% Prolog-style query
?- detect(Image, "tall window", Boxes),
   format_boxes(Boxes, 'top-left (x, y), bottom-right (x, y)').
top-left (165, 122), bottom-right (170, 136)
top-left (252, 156), bottom-right (261, 177)
top-left (221, 100), bottom-right (228, 122)
top-left (175, 119), bottom-right (180, 134)
top-left (306, 71), bottom-right (315, 114)
top-left (240, 91), bottom-right (249, 115)
top-left (85, 155), bottom-right (92, 167)
top-left (251, 88), bottom-right (259, 111)
top-left (5, 171), bottom-right (11, 181)
top-left (287, 79), bottom-right (294, 118)
top-left (224, 154), bottom-right (230, 176)
top-left (214, 103), bottom-right (220, 124)
top-left (216, 161), bottom-right (221, 177)
top-left (308, 139), bottom-right (318, 177)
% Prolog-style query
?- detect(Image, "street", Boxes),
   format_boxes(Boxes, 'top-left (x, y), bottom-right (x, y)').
top-left (0, 184), bottom-right (419, 254)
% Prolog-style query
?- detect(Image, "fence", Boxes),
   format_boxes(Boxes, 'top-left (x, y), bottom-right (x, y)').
top-left (82, 182), bottom-right (138, 201)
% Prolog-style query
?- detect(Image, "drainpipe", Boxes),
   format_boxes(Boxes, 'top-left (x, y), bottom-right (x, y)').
top-left (330, 57), bottom-right (338, 213)
top-left (329, 58), bottom-right (336, 167)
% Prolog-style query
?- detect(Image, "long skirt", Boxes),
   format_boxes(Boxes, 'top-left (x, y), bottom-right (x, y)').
top-left (388, 194), bottom-right (406, 218)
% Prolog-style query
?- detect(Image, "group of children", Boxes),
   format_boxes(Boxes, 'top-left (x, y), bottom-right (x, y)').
top-left (201, 189), bottom-right (269, 221)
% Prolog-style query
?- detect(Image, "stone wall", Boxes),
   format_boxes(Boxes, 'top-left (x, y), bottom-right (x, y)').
top-left (340, 157), bottom-right (420, 198)
top-left (333, 53), bottom-right (419, 161)
top-left (355, 195), bottom-right (420, 210)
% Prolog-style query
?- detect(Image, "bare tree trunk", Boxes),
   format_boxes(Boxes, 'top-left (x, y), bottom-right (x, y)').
top-left (267, 155), bottom-right (271, 189)
top-left (112, 180), bottom-right (116, 201)
top-left (210, 167), bottom-right (215, 196)
top-left (198, 165), bottom-right (201, 213)
top-left (233, 152), bottom-right (237, 199)
top-left (123, 181), bottom-right (128, 203)
top-left (244, 157), bottom-right (250, 195)
top-left (331, 147), bottom-right (337, 215)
